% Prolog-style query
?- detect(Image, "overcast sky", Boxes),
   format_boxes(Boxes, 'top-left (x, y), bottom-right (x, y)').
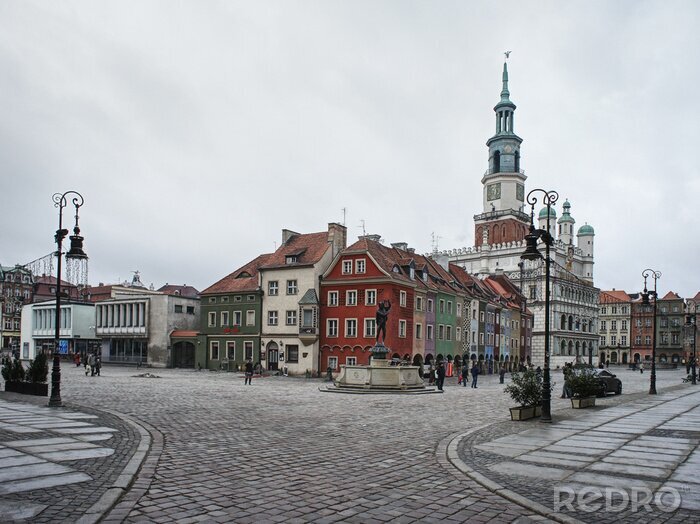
top-left (1, 1), bottom-right (698, 298)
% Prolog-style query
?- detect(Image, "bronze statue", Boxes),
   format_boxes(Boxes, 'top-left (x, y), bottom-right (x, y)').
top-left (376, 299), bottom-right (391, 345)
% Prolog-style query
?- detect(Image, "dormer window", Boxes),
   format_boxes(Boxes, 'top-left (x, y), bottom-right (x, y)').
top-left (342, 260), bottom-right (352, 274)
top-left (422, 270), bottom-right (428, 282)
top-left (286, 255), bottom-right (298, 264)
top-left (409, 267), bottom-right (415, 279)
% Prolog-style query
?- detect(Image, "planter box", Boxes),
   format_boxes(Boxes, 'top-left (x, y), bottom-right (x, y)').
top-left (4, 381), bottom-right (49, 396)
top-left (571, 396), bottom-right (596, 409)
top-left (510, 406), bottom-right (537, 421)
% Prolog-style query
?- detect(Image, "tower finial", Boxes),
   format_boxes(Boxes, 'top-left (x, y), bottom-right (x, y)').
top-left (504, 50), bottom-right (511, 60)
top-left (501, 59), bottom-right (511, 101)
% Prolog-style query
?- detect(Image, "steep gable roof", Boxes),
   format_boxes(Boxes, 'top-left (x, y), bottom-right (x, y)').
top-left (260, 231), bottom-right (330, 270)
top-left (158, 284), bottom-right (200, 298)
top-left (660, 291), bottom-right (682, 301)
top-left (341, 237), bottom-right (414, 284)
top-left (201, 253), bottom-right (272, 295)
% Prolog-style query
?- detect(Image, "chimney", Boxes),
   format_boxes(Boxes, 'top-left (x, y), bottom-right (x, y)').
top-left (391, 242), bottom-right (408, 251)
top-left (282, 229), bottom-right (300, 244)
top-left (327, 223), bottom-right (347, 256)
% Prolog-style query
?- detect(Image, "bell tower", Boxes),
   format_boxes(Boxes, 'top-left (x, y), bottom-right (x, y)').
top-left (474, 58), bottom-right (530, 247)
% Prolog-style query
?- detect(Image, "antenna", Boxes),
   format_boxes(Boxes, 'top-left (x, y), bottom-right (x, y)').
top-left (359, 219), bottom-right (366, 236)
top-left (431, 232), bottom-right (442, 254)
top-left (341, 207), bottom-right (347, 227)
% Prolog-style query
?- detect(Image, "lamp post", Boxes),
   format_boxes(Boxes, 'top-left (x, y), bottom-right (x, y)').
top-left (685, 301), bottom-right (697, 385)
top-left (521, 188), bottom-right (558, 422)
top-left (641, 269), bottom-right (660, 395)
top-left (48, 191), bottom-right (87, 408)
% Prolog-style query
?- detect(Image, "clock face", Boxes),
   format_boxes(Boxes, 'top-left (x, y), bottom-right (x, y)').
top-left (487, 183), bottom-right (501, 201)
top-left (516, 183), bottom-right (524, 201)
top-left (504, 145), bottom-right (513, 153)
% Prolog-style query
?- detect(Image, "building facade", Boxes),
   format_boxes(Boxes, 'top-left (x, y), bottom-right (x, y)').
top-left (95, 290), bottom-right (200, 367)
top-left (197, 254), bottom-right (269, 371)
top-left (20, 300), bottom-right (98, 360)
top-left (598, 290), bottom-right (632, 365)
top-left (0, 265), bottom-right (34, 357)
top-left (259, 224), bottom-right (347, 375)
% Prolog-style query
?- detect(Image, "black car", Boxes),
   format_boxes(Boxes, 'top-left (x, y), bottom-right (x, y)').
top-left (596, 369), bottom-right (622, 396)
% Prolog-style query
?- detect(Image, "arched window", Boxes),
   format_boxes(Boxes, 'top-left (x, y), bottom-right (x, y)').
top-left (560, 340), bottom-right (566, 354)
top-left (514, 150), bottom-right (520, 172)
top-left (568, 316), bottom-right (573, 330)
top-left (502, 225), bottom-right (506, 240)
top-left (561, 314), bottom-right (566, 330)
top-left (493, 150), bottom-right (501, 173)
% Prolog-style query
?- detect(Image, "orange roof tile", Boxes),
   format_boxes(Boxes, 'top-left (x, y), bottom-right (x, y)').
top-left (260, 231), bottom-right (330, 269)
top-left (201, 253), bottom-right (272, 295)
top-left (600, 290), bottom-right (631, 303)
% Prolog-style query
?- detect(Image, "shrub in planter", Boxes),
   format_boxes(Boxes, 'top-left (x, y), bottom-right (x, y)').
top-left (504, 369), bottom-right (541, 408)
top-left (27, 352), bottom-right (49, 384)
top-left (568, 366), bottom-right (600, 399)
top-left (1, 358), bottom-right (26, 383)
top-left (504, 369), bottom-right (557, 420)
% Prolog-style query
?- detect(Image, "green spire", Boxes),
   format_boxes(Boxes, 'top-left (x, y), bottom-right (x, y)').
top-left (501, 62), bottom-right (510, 102)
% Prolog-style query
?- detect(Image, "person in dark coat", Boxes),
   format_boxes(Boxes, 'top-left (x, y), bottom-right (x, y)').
top-left (461, 364), bottom-right (469, 387)
top-left (471, 363), bottom-right (480, 388)
top-left (435, 361), bottom-right (446, 391)
top-left (244, 359), bottom-right (254, 385)
top-left (499, 365), bottom-right (506, 384)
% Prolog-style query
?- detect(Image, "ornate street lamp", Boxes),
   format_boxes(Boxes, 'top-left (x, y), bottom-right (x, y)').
top-left (521, 188), bottom-right (558, 422)
top-left (685, 301), bottom-right (697, 385)
top-left (49, 191), bottom-right (87, 407)
top-left (641, 269), bottom-right (661, 395)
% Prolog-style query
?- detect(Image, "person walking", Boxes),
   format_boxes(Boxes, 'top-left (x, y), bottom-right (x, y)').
top-left (499, 365), bottom-right (506, 384)
top-left (244, 359), bottom-right (254, 385)
top-left (86, 352), bottom-right (95, 376)
top-left (640, 362), bottom-right (644, 374)
top-left (435, 361), bottom-right (446, 391)
top-left (471, 362), bottom-right (480, 388)
top-left (93, 356), bottom-right (101, 377)
top-left (461, 364), bottom-right (469, 387)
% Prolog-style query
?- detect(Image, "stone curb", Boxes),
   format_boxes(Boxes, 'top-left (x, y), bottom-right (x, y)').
top-left (438, 383), bottom-right (696, 524)
top-left (443, 428), bottom-right (584, 524)
top-left (74, 409), bottom-right (155, 524)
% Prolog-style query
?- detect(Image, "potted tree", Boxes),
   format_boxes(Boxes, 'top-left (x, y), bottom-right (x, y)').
top-left (2, 352), bottom-right (49, 396)
top-left (504, 369), bottom-right (542, 420)
top-left (569, 366), bottom-right (599, 408)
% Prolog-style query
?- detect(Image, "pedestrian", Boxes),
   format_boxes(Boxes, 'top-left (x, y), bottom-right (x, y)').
top-left (561, 364), bottom-right (573, 398)
top-left (536, 366), bottom-right (542, 383)
top-left (606, 360), bottom-right (610, 369)
top-left (93, 356), bottom-right (101, 377)
top-left (86, 352), bottom-right (95, 376)
top-left (499, 365), bottom-right (506, 384)
top-left (244, 359), bottom-right (254, 385)
top-left (686, 360), bottom-right (691, 375)
top-left (640, 362), bottom-right (644, 374)
top-left (461, 364), bottom-right (469, 387)
top-left (74, 353), bottom-right (81, 367)
top-left (435, 361), bottom-right (446, 391)
top-left (471, 362), bottom-right (480, 388)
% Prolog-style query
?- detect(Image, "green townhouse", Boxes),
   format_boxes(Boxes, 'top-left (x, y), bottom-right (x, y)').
top-left (197, 254), bottom-right (271, 371)
top-left (422, 255), bottom-right (462, 362)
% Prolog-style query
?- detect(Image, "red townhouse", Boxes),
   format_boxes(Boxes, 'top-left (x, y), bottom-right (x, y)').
top-left (320, 236), bottom-right (417, 372)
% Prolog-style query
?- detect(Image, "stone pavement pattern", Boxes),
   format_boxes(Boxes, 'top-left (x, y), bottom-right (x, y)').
top-left (0, 364), bottom-right (690, 523)
top-left (456, 388), bottom-right (700, 523)
top-left (0, 397), bottom-right (137, 523)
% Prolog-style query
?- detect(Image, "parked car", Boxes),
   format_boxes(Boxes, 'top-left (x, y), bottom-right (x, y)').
top-left (596, 369), bottom-right (622, 396)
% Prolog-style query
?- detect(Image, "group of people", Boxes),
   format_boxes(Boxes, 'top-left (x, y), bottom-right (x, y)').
top-left (75, 352), bottom-right (101, 377)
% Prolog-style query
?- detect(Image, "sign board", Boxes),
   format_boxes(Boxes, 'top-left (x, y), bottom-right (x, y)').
top-left (59, 340), bottom-right (69, 355)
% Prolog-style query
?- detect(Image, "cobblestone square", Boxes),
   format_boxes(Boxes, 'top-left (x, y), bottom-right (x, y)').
top-left (0, 364), bottom-right (695, 523)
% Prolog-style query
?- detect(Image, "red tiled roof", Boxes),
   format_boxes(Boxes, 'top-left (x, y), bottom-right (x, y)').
top-left (343, 238), bottom-right (414, 284)
top-left (600, 290), bottom-right (631, 303)
top-left (34, 275), bottom-right (75, 287)
top-left (201, 254), bottom-right (272, 295)
top-left (260, 231), bottom-right (331, 270)
top-left (660, 291), bottom-right (682, 300)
